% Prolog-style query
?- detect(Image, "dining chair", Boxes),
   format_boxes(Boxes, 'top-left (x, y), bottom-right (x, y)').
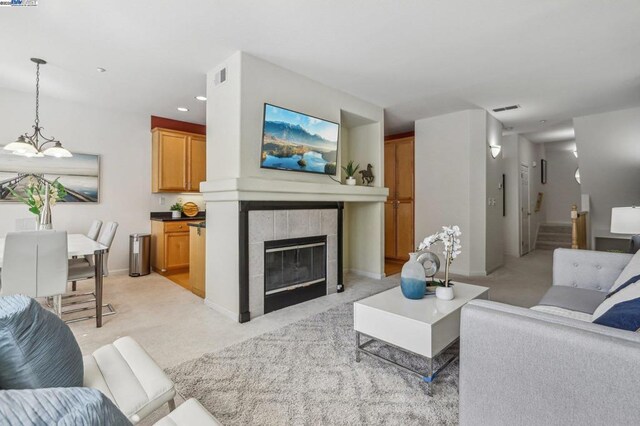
top-left (0, 231), bottom-right (69, 317)
top-left (70, 219), bottom-right (103, 292)
top-left (65, 222), bottom-right (118, 322)
top-left (87, 220), bottom-right (102, 241)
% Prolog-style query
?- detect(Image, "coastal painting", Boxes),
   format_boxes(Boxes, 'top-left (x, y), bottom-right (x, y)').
top-left (0, 150), bottom-right (99, 202)
top-left (260, 104), bottom-right (339, 175)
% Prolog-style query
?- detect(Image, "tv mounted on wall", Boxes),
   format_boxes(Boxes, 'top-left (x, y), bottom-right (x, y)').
top-left (260, 103), bottom-right (339, 175)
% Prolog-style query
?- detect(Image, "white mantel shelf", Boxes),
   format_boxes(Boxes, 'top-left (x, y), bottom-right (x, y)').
top-left (201, 177), bottom-right (389, 202)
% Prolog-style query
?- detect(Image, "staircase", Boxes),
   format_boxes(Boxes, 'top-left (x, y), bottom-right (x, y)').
top-left (536, 224), bottom-right (572, 251)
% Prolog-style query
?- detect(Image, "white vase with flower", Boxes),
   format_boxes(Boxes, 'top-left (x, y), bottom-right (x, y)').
top-left (418, 225), bottom-right (462, 300)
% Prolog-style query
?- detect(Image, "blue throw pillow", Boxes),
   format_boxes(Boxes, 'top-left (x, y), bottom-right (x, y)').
top-left (593, 297), bottom-right (640, 332)
top-left (606, 274), bottom-right (640, 299)
top-left (0, 295), bottom-right (83, 389)
top-left (0, 387), bottom-right (131, 426)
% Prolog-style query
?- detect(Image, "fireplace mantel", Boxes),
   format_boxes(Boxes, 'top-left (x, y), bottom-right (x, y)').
top-left (201, 177), bottom-right (388, 203)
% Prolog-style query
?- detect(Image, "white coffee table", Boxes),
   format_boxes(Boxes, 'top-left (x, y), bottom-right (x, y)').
top-left (354, 282), bottom-right (489, 390)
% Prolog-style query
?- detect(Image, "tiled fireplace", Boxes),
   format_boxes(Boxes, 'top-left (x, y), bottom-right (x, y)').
top-left (240, 201), bottom-right (343, 321)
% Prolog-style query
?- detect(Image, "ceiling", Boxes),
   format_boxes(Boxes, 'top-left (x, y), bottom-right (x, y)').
top-left (1, 1), bottom-right (639, 137)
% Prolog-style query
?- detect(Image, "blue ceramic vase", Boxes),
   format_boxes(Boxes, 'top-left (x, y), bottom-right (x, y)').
top-left (400, 252), bottom-right (427, 299)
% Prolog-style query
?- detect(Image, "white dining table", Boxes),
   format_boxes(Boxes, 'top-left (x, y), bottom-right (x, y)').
top-left (0, 233), bottom-right (109, 327)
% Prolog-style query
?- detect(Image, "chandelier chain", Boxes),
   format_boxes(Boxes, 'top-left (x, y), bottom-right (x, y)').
top-left (35, 62), bottom-right (40, 129)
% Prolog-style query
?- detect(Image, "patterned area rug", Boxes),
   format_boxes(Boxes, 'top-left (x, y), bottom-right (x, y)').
top-left (166, 303), bottom-right (459, 425)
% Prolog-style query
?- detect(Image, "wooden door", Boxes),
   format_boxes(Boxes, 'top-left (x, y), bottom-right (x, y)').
top-left (384, 135), bottom-right (415, 262)
top-left (188, 135), bottom-right (206, 192)
top-left (158, 131), bottom-right (188, 191)
top-left (165, 232), bottom-right (190, 270)
top-left (395, 139), bottom-right (414, 200)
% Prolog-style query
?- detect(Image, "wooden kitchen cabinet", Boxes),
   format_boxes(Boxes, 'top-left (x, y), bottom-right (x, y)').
top-left (189, 225), bottom-right (206, 298)
top-left (152, 128), bottom-right (206, 193)
top-left (151, 220), bottom-right (194, 273)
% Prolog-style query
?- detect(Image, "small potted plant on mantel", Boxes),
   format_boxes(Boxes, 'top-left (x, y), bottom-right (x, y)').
top-left (342, 160), bottom-right (359, 186)
top-left (170, 200), bottom-right (183, 219)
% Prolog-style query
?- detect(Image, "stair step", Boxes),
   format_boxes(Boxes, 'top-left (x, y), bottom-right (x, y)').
top-left (539, 224), bottom-right (572, 234)
top-left (536, 241), bottom-right (572, 250)
top-left (537, 232), bottom-right (572, 242)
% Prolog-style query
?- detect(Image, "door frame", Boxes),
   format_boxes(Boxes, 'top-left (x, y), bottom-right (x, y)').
top-left (519, 163), bottom-right (531, 256)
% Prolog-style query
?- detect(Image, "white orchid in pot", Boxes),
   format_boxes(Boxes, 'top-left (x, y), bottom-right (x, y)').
top-left (418, 225), bottom-right (462, 300)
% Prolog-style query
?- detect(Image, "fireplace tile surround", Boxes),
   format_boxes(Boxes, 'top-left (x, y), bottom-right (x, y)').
top-left (247, 207), bottom-right (339, 319)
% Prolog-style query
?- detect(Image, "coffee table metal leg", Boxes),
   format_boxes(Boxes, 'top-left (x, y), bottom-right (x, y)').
top-left (355, 331), bottom-right (361, 362)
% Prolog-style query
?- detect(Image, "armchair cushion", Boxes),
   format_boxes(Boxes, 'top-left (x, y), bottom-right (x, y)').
top-left (0, 295), bottom-right (83, 389)
top-left (153, 399), bottom-right (222, 426)
top-left (83, 336), bottom-right (175, 423)
top-left (0, 387), bottom-right (130, 426)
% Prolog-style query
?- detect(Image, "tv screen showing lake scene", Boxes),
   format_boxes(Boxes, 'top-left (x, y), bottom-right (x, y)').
top-left (0, 150), bottom-right (99, 203)
top-left (260, 104), bottom-right (339, 175)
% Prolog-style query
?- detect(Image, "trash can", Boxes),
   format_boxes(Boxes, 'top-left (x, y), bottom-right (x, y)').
top-left (129, 233), bottom-right (151, 277)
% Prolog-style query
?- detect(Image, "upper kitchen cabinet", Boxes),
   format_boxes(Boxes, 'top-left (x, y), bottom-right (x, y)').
top-left (152, 128), bottom-right (206, 193)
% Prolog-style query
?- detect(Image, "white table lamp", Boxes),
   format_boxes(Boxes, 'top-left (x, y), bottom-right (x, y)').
top-left (610, 206), bottom-right (640, 234)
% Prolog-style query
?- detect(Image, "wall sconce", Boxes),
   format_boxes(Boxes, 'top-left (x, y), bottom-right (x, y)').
top-left (573, 150), bottom-right (578, 158)
top-left (574, 168), bottom-right (581, 184)
top-left (489, 144), bottom-right (502, 159)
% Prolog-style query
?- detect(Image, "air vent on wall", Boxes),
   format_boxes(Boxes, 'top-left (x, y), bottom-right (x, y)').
top-left (492, 104), bottom-right (521, 113)
top-left (214, 67), bottom-right (226, 86)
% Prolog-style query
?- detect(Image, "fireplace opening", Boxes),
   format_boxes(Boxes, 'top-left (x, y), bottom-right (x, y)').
top-left (264, 235), bottom-right (327, 314)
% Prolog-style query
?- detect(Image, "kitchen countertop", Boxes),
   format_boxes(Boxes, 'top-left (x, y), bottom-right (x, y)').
top-left (188, 222), bottom-right (206, 228)
top-left (150, 212), bottom-right (206, 222)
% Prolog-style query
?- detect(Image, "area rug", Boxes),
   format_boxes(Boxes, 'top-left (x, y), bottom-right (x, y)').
top-left (166, 303), bottom-right (459, 425)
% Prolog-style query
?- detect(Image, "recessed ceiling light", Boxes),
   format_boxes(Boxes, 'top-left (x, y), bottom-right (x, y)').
top-left (177, 107), bottom-right (189, 112)
top-left (195, 96), bottom-right (207, 101)
top-left (540, 120), bottom-right (547, 124)
top-left (96, 67), bottom-right (107, 73)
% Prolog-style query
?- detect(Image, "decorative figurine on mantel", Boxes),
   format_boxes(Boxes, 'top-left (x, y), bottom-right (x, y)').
top-left (359, 163), bottom-right (375, 186)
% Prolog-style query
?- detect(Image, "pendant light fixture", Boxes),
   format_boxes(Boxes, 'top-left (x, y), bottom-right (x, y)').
top-left (4, 58), bottom-right (72, 158)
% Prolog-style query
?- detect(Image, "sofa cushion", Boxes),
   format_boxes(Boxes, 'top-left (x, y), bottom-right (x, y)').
top-left (530, 305), bottom-right (592, 322)
top-left (610, 250), bottom-right (640, 292)
top-left (537, 286), bottom-right (606, 315)
top-left (0, 295), bottom-right (83, 389)
top-left (593, 278), bottom-right (640, 330)
top-left (0, 387), bottom-right (131, 426)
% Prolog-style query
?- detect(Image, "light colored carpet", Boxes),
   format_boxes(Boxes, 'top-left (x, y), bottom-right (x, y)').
top-left (167, 302), bottom-right (459, 426)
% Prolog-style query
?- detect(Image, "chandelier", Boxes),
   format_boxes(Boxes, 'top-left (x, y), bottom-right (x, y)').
top-left (3, 58), bottom-right (72, 158)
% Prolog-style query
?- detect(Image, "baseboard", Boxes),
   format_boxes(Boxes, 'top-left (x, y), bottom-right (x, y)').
top-left (346, 269), bottom-right (384, 280)
top-left (110, 268), bottom-right (129, 276)
top-left (204, 298), bottom-right (238, 321)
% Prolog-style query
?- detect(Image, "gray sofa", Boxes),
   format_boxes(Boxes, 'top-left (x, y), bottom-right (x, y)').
top-left (459, 249), bottom-right (640, 425)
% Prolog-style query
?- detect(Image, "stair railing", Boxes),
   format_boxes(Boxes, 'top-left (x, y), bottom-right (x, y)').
top-left (571, 205), bottom-right (588, 249)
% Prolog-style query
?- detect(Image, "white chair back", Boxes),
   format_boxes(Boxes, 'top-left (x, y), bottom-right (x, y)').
top-left (0, 231), bottom-right (68, 298)
top-left (97, 222), bottom-right (118, 276)
top-left (87, 220), bottom-right (103, 241)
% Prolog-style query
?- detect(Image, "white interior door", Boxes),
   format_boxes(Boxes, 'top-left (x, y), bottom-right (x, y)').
top-left (520, 165), bottom-right (531, 256)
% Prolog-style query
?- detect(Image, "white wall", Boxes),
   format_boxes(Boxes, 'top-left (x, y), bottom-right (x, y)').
top-left (0, 88), bottom-right (151, 271)
top-left (519, 136), bottom-right (546, 248)
top-left (485, 114), bottom-right (504, 273)
top-left (502, 134), bottom-right (520, 256)
top-left (415, 109), bottom-right (502, 276)
top-left (574, 106), bottom-right (640, 233)
top-left (544, 141), bottom-right (580, 224)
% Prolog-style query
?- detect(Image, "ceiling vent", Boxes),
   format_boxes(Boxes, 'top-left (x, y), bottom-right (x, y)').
top-left (492, 104), bottom-right (521, 113)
